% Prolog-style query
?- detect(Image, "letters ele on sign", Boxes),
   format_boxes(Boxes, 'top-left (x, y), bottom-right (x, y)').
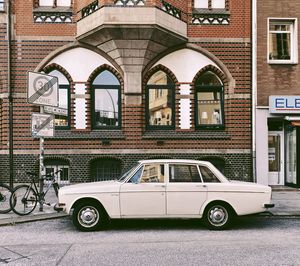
top-left (269, 96), bottom-right (300, 114)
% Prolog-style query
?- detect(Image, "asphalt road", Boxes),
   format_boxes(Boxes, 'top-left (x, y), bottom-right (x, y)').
top-left (0, 216), bottom-right (300, 266)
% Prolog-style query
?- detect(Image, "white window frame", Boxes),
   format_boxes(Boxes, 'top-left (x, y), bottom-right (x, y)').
top-left (0, 0), bottom-right (5, 12)
top-left (211, 0), bottom-right (225, 9)
top-left (268, 18), bottom-right (298, 64)
top-left (194, 0), bottom-right (209, 9)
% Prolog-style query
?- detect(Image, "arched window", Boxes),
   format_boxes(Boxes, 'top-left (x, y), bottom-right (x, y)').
top-left (91, 158), bottom-right (122, 181)
top-left (92, 70), bottom-right (121, 129)
top-left (146, 70), bottom-right (175, 129)
top-left (195, 71), bottom-right (224, 129)
top-left (48, 69), bottom-right (70, 129)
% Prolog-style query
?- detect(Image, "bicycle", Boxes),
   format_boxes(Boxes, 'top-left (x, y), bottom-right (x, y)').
top-left (10, 170), bottom-right (62, 216)
top-left (0, 183), bottom-right (13, 214)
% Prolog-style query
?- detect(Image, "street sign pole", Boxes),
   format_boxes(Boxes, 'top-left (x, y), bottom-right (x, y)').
top-left (39, 106), bottom-right (45, 212)
top-left (28, 72), bottom-right (58, 212)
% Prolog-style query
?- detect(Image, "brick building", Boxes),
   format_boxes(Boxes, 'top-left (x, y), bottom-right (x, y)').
top-left (255, 0), bottom-right (300, 187)
top-left (0, 0), bottom-right (252, 184)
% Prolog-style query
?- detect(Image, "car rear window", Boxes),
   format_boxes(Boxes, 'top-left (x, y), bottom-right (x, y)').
top-left (169, 164), bottom-right (201, 182)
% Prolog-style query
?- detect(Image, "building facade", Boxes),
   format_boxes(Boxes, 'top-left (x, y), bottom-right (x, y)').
top-left (0, 0), bottom-right (252, 184)
top-left (255, 0), bottom-right (300, 187)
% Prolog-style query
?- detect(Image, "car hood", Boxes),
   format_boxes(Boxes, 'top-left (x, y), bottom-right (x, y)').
top-left (59, 180), bottom-right (120, 195)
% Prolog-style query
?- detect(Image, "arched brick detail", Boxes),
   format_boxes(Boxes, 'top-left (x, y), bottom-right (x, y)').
top-left (142, 64), bottom-right (178, 87)
top-left (87, 64), bottom-right (123, 88)
top-left (192, 64), bottom-right (228, 89)
top-left (44, 157), bottom-right (70, 165)
top-left (43, 63), bottom-right (73, 84)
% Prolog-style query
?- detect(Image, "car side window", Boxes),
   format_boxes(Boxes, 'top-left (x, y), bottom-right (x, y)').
top-left (140, 164), bottom-right (165, 183)
top-left (169, 164), bottom-right (201, 182)
top-left (128, 167), bottom-right (143, 183)
top-left (199, 166), bottom-right (220, 183)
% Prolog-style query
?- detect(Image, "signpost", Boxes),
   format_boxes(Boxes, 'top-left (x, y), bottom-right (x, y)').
top-left (28, 71), bottom-right (58, 107)
top-left (28, 72), bottom-right (58, 211)
top-left (31, 113), bottom-right (55, 138)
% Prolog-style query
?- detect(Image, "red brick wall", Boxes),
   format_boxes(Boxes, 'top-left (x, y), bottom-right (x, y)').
top-left (13, 0), bottom-right (76, 37)
top-left (188, 0), bottom-right (251, 38)
top-left (257, 0), bottom-right (300, 106)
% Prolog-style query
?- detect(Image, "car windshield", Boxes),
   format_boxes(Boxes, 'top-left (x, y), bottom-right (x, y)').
top-left (117, 164), bottom-right (140, 182)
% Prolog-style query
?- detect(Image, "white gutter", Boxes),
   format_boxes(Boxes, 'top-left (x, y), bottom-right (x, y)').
top-left (252, 0), bottom-right (257, 183)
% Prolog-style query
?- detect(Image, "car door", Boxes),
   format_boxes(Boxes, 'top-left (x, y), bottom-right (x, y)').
top-left (119, 163), bottom-right (166, 217)
top-left (166, 163), bottom-right (207, 216)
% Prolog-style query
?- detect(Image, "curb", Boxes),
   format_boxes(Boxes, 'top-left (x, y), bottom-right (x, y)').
top-left (0, 212), bottom-right (67, 227)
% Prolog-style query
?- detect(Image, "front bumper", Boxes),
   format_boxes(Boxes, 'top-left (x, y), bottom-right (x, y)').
top-left (54, 203), bottom-right (65, 212)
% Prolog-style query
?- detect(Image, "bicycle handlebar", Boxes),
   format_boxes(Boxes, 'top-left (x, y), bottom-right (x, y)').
top-left (25, 169), bottom-right (63, 180)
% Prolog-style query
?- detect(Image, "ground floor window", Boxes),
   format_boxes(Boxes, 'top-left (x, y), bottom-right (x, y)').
top-left (91, 159), bottom-right (122, 181)
top-left (45, 159), bottom-right (70, 184)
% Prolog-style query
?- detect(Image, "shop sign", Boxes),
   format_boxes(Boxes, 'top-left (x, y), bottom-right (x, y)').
top-left (269, 96), bottom-right (300, 114)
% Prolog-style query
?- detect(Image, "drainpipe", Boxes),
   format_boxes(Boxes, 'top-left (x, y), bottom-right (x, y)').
top-left (252, 0), bottom-right (257, 183)
top-left (7, 0), bottom-right (13, 188)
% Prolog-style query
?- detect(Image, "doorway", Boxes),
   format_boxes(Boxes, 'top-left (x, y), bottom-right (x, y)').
top-left (268, 132), bottom-right (284, 185)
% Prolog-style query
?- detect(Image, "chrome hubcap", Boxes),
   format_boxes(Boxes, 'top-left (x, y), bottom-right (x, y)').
top-left (79, 207), bottom-right (99, 227)
top-left (209, 206), bottom-right (228, 226)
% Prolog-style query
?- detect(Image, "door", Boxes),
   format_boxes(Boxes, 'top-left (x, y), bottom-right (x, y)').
top-left (268, 132), bottom-right (284, 185)
top-left (119, 163), bottom-right (166, 217)
top-left (166, 163), bottom-right (207, 216)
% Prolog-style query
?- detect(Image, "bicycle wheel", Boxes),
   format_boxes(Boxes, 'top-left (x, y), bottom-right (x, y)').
top-left (10, 185), bottom-right (37, 215)
top-left (0, 183), bottom-right (12, 214)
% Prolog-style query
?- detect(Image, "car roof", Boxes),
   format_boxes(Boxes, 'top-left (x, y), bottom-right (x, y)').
top-left (138, 159), bottom-right (211, 165)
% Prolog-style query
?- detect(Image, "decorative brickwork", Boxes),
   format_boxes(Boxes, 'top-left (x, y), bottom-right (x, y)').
top-left (0, 0), bottom-right (253, 184)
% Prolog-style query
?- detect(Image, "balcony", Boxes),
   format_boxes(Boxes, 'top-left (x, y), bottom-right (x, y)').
top-left (76, 0), bottom-right (187, 74)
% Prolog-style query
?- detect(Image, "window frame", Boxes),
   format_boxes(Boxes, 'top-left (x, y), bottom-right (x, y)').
top-left (0, 0), bottom-right (5, 12)
top-left (268, 18), bottom-right (298, 65)
top-left (146, 84), bottom-right (176, 130)
top-left (194, 0), bottom-right (226, 10)
top-left (45, 161), bottom-right (70, 185)
top-left (168, 163), bottom-right (202, 183)
top-left (92, 84), bottom-right (121, 130)
top-left (55, 84), bottom-right (71, 130)
top-left (195, 75), bottom-right (225, 130)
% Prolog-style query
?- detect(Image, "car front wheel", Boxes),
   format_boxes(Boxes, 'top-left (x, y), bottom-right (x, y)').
top-left (72, 202), bottom-right (107, 231)
top-left (204, 203), bottom-right (233, 230)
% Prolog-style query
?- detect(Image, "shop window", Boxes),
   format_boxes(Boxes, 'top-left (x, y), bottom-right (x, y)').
top-left (0, 0), bottom-right (5, 12)
top-left (195, 71), bottom-right (224, 129)
top-left (45, 159), bottom-right (70, 184)
top-left (92, 70), bottom-right (121, 129)
top-left (146, 70), bottom-right (175, 129)
top-left (91, 158), bottom-right (122, 181)
top-left (194, 0), bottom-right (226, 9)
top-left (47, 70), bottom-right (70, 129)
top-left (268, 19), bottom-right (298, 64)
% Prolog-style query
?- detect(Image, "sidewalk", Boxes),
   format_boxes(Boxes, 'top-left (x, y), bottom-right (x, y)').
top-left (0, 188), bottom-right (299, 226)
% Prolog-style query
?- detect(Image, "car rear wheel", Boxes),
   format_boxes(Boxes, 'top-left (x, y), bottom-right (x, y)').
top-left (72, 202), bottom-right (107, 231)
top-left (204, 203), bottom-right (232, 230)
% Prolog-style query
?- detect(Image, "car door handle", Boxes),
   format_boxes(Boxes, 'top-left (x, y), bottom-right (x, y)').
top-left (196, 185), bottom-right (207, 188)
top-left (155, 184), bottom-right (166, 188)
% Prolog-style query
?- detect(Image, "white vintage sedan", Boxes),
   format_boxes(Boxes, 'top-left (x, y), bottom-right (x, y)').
top-left (56, 159), bottom-right (274, 231)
